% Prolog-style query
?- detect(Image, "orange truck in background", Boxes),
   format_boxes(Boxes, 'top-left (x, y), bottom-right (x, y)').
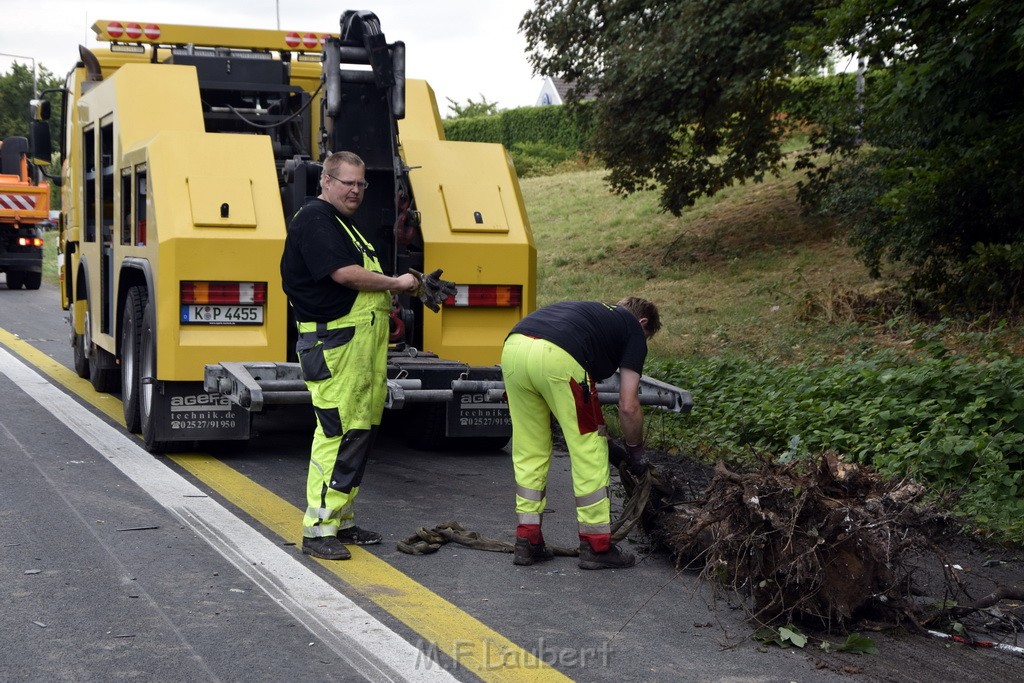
top-left (0, 134), bottom-right (49, 290)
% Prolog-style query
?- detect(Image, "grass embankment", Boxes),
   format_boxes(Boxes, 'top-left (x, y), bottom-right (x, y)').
top-left (42, 229), bottom-right (59, 284)
top-left (520, 167), bottom-right (1024, 543)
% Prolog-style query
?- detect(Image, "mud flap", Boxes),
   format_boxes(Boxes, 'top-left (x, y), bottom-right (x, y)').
top-left (151, 381), bottom-right (251, 443)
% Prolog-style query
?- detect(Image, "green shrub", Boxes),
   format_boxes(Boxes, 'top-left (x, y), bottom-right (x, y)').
top-left (508, 141), bottom-right (577, 178)
top-left (443, 114), bottom-right (504, 144)
top-left (443, 103), bottom-right (597, 153)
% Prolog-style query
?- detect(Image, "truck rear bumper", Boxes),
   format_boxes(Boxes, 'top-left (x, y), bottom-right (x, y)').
top-left (0, 226), bottom-right (44, 272)
top-left (0, 251), bottom-right (43, 272)
top-left (204, 351), bottom-right (693, 439)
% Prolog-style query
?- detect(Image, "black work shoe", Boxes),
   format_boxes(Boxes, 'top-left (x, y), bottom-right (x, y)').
top-left (302, 536), bottom-right (351, 560)
top-left (513, 538), bottom-right (555, 566)
top-left (337, 526), bottom-right (382, 546)
top-left (578, 540), bottom-right (635, 570)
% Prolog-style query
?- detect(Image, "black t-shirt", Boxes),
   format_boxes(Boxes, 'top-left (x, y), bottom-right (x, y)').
top-left (280, 198), bottom-right (364, 322)
top-left (509, 301), bottom-right (648, 381)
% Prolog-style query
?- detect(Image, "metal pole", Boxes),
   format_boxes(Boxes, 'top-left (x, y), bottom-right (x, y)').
top-left (276, 0), bottom-right (281, 30)
top-left (0, 52), bottom-right (37, 98)
top-left (855, 56), bottom-right (866, 146)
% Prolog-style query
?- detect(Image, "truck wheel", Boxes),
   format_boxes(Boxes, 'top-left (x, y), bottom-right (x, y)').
top-left (87, 302), bottom-right (120, 393)
top-left (139, 299), bottom-right (170, 453)
top-left (5, 271), bottom-right (24, 289)
top-left (23, 271), bottom-right (41, 290)
top-left (71, 302), bottom-right (89, 379)
top-left (459, 436), bottom-right (510, 452)
top-left (121, 286), bottom-right (147, 433)
top-left (403, 403), bottom-right (448, 450)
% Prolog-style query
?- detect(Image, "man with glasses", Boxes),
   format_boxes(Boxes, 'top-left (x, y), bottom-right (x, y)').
top-left (281, 151), bottom-right (420, 560)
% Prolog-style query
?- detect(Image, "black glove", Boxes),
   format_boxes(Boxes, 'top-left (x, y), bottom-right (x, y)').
top-left (409, 268), bottom-right (458, 313)
top-left (608, 439), bottom-right (628, 468)
top-left (625, 442), bottom-right (649, 477)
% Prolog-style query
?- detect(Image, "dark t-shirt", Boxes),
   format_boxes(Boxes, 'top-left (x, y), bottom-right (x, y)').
top-left (509, 301), bottom-right (648, 381)
top-left (280, 198), bottom-right (364, 322)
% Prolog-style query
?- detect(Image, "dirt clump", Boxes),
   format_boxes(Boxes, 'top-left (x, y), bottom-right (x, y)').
top-left (635, 450), bottom-right (1024, 643)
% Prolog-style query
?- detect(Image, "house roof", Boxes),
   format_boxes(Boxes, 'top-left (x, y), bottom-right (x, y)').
top-left (536, 75), bottom-right (599, 106)
top-left (550, 76), bottom-right (598, 102)
top-left (550, 76), bottom-right (574, 102)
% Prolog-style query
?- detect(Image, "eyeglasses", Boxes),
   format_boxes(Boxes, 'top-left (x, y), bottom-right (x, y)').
top-left (326, 174), bottom-right (369, 191)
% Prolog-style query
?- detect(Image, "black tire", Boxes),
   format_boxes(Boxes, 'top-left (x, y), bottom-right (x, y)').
top-left (459, 436), bottom-right (511, 452)
top-left (5, 271), bottom-right (24, 289)
top-left (89, 346), bottom-right (119, 393)
top-left (87, 301), bottom-right (119, 393)
top-left (71, 302), bottom-right (89, 379)
top-left (403, 403), bottom-right (447, 450)
top-left (121, 286), bottom-right (147, 433)
top-left (72, 331), bottom-right (89, 378)
top-left (23, 271), bottom-right (41, 290)
top-left (139, 299), bottom-right (170, 453)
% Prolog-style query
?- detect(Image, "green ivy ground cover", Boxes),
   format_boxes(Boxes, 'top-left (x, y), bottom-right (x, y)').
top-left (648, 351), bottom-right (1024, 543)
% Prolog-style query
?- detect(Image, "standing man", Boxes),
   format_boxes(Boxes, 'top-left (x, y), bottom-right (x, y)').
top-left (501, 298), bottom-right (661, 570)
top-left (281, 151), bottom-right (420, 561)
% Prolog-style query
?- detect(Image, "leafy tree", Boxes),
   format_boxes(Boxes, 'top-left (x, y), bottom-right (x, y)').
top-left (0, 62), bottom-right (39, 138)
top-left (445, 94), bottom-right (499, 119)
top-left (1, 63), bottom-right (64, 210)
top-left (520, 0), bottom-right (824, 216)
top-left (798, 0), bottom-right (1024, 312)
top-left (521, 0), bottom-right (1024, 311)
top-left (0, 62), bottom-right (63, 175)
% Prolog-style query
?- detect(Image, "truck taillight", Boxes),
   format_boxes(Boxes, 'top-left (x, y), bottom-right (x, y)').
top-left (17, 237), bottom-right (44, 247)
top-left (180, 281), bottom-right (267, 305)
top-left (445, 285), bottom-right (522, 307)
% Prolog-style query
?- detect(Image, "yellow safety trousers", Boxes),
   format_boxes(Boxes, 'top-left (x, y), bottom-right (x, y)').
top-left (501, 334), bottom-right (611, 545)
top-left (299, 217), bottom-right (390, 538)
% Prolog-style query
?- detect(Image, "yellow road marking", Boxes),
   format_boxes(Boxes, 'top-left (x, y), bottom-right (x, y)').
top-left (0, 327), bottom-right (570, 682)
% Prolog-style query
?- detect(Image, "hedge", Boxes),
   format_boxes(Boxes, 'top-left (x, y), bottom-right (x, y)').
top-left (443, 102), bottom-right (596, 152)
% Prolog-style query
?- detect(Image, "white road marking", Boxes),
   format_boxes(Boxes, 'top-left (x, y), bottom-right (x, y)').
top-left (0, 345), bottom-right (457, 683)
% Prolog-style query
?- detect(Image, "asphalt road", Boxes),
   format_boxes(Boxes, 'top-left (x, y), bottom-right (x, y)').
top-left (0, 278), bottom-right (850, 682)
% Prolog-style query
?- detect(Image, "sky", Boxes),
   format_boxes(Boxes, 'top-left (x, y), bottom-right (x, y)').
top-left (0, 0), bottom-right (544, 115)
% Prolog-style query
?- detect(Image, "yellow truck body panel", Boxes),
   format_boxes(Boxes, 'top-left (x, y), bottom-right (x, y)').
top-left (67, 64), bottom-right (288, 379)
top-left (402, 139), bottom-right (536, 365)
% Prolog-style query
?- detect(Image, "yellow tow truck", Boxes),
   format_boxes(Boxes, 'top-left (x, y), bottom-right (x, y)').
top-left (32, 11), bottom-right (689, 453)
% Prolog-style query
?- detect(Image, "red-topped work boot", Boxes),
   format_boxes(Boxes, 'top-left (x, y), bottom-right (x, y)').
top-left (513, 538), bottom-right (555, 566)
top-left (578, 540), bottom-right (635, 570)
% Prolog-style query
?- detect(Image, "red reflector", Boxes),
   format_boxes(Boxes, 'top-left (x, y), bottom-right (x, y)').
top-left (180, 281), bottom-right (267, 305)
top-left (445, 285), bottom-right (522, 307)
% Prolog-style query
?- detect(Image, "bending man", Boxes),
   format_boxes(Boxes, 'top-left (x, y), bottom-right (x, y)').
top-left (501, 298), bottom-right (660, 570)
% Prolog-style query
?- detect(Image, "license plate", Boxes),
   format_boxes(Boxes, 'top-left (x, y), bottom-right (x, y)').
top-left (180, 305), bottom-right (263, 325)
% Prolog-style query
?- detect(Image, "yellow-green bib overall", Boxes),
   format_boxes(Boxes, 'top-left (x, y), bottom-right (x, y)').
top-left (298, 217), bottom-right (391, 538)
